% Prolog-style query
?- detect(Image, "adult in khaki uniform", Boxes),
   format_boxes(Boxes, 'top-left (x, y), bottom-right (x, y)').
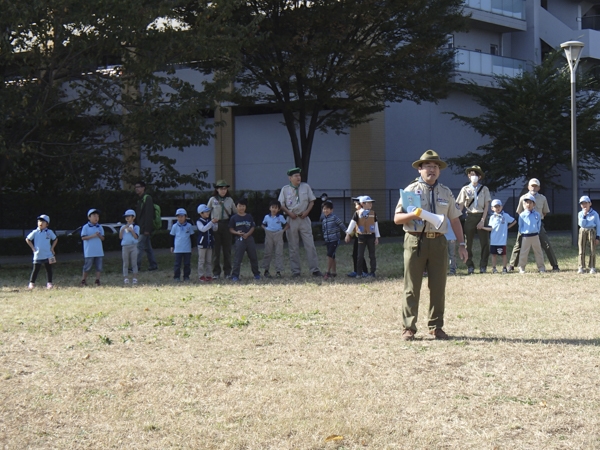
top-left (456, 165), bottom-right (491, 274)
top-left (394, 150), bottom-right (467, 341)
top-left (509, 178), bottom-right (559, 271)
top-left (208, 180), bottom-right (237, 278)
top-left (278, 168), bottom-right (322, 277)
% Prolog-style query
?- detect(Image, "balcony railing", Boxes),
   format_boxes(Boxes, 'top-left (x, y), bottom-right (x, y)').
top-left (455, 49), bottom-right (525, 77)
top-left (465, 0), bottom-right (526, 20)
top-left (582, 15), bottom-right (600, 31)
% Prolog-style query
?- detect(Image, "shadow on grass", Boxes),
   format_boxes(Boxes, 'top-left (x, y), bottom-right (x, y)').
top-left (451, 336), bottom-right (600, 346)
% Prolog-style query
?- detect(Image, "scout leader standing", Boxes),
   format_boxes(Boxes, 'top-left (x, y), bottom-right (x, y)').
top-left (278, 167), bottom-right (322, 277)
top-left (394, 150), bottom-right (467, 341)
top-left (456, 165), bottom-right (491, 274)
top-left (207, 180), bottom-right (237, 279)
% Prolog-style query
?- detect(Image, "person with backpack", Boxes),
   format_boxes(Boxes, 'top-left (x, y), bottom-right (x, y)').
top-left (135, 181), bottom-right (159, 271)
top-left (455, 165), bottom-right (491, 274)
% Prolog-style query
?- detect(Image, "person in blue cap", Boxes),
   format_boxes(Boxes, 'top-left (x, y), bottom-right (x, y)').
top-left (577, 195), bottom-right (600, 274)
top-left (25, 214), bottom-right (58, 289)
top-left (119, 209), bottom-right (140, 285)
top-left (170, 208), bottom-right (194, 281)
top-left (345, 195), bottom-right (380, 277)
top-left (81, 208), bottom-right (105, 286)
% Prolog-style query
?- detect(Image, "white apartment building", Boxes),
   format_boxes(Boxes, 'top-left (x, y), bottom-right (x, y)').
top-left (145, 0), bottom-right (600, 219)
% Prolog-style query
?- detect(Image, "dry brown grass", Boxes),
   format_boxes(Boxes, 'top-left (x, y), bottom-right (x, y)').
top-left (1, 236), bottom-right (599, 449)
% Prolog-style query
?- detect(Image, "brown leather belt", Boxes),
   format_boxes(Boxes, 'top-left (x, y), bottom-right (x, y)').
top-left (407, 231), bottom-right (444, 239)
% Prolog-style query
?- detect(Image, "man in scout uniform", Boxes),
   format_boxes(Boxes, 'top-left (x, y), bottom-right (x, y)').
top-left (278, 167), bottom-right (322, 277)
top-left (456, 165), bottom-right (491, 274)
top-left (394, 150), bottom-right (467, 341)
top-left (508, 178), bottom-right (560, 272)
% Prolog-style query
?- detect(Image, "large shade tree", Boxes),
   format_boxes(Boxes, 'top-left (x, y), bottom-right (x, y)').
top-left (446, 51), bottom-right (600, 192)
top-left (182, 0), bottom-right (468, 180)
top-left (0, 0), bottom-right (215, 195)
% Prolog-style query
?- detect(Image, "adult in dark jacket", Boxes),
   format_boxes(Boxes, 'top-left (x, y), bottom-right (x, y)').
top-left (135, 181), bottom-right (158, 271)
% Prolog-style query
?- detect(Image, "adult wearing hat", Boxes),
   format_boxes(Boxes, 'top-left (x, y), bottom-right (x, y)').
top-left (394, 150), bottom-right (467, 341)
top-left (208, 180), bottom-right (238, 279)
top-left (508, 178), bottom-right (559, 271)
top-left (278, 168), bottom-right (322, 277)
top-left (456, 165), bottom-right (492, 274)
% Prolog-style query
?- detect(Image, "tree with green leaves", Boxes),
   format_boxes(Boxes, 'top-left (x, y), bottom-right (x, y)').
top-left (0, 0), bottom-right (214, 195)
top-left (183, 0), bottom-right (468, 180)
top-left (446, 52), bottom-right (600, 192)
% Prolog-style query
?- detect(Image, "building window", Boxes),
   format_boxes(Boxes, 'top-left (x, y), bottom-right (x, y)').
top-left (490, 44), bottom-right (499, 55)
top-left (445, 35), bottom-right (454, 49)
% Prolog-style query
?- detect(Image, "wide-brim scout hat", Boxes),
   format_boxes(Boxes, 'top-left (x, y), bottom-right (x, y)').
top-left (37, 214), bottom-right (50, 224)
top-left (465, 165), bottom-right (484, 179)
top-left (412, 150), bottom-right (447, 170)
top-left (215, 180), bottom-right (230, 188)
top-left (287, 167), bottom-right (302, 176)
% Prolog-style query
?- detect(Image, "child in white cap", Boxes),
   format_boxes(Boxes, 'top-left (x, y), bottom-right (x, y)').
top-left (345, 195), bottom-right (380, 277)
top-left (577, 196), bottom-right (600, 274)
top-left (196, 204), bottom-right (219, 281)
top-left (81, 209), bottom-right (105, 286)
top-left (25, 214), bottom-right (58, 289)
top-left (119, 209), bottom-right (140, 285)
top-left (170, 208), bottom-right (194, 281)
top-left (482, 199), bottom-right (516, 273)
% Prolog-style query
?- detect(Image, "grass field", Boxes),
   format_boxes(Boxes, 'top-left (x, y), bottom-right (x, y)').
top-left (1, 235), bottom-right (599, 449)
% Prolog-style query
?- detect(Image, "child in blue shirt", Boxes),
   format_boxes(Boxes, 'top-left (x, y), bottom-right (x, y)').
top-left (517, 194), bottom-right (545, 273)
top-left (261, 200), bottom-right (288, 278)
top-left (25, 214), bottom-right (58, 289)
top-left (119, 209), bottom-right (140, 285)
top-left (577, 195), bottom-right (600, 274)
top-left (170, 208), bottom-right (194, 281)
top-left (229, 198), bottom-right (260, 281)
top-left (196, 204), bottom-right (219, 281)
top-left (321, 201), bottom-right (346, 280)
top-left (482, 199), bottom-right (516, 273)
top-left (81, 209), bottom-right (105, 286)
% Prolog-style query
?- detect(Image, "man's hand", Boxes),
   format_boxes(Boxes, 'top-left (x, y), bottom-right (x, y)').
top-left (458, 245), bottom-right (468, 262)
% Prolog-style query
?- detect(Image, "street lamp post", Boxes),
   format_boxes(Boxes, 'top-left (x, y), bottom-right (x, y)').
top-left (561, 40), bottom-right (585, 247)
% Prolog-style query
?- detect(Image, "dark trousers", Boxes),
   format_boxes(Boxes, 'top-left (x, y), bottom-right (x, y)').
top-left (30, 260), bottom-right (53, 283)
top-left (173, 253), bottom-right (191, 280)
top-left (232, 237), bottom-right (260, 278)
top-left (352, 237), bottom-right (369, 273)
top-left (357, 234), bottom-right (377, 273)
top-left (137, 233), bottom-right (158, 270)
top-left (212, 220), bottom-right (233, 277)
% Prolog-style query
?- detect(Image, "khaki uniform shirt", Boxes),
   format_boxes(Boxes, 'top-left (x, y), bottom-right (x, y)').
top-left (208, 196), bottom-right (237, 221)
top-left (279, 183), bottom-right (316, 215)
top-left (456, 183), bottom-right (491, 214)
top-left (395, 180), bottom-right (461, 234)
top-left (516, 192), bottom-right (550, 217)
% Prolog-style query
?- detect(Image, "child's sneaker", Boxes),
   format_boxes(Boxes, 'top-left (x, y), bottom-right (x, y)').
top-left (502, 267), bottom-right (508, 274)
top-left (199, 276), bottom-right (206, 282)
top-left (331, 273), bottom-right (337, 278)
top-left (264, 270), bottom-right (272, 278)
top-left (275, 272), bottom-right (282, 278)
top-left (578, 268), bottom-right (585, 274)
top-left (28, 282), bottom-right (35, 290)
top-left (519, 267), bottom-right (525, 274)
top-left (492, 267), bottom-right (498, 274)
top-left (205, 276), bottom-right (213, 282)
top-left (590, 268), bottom-right (597, 274)
top-left (124, 278), bottom-right (130, 284)
top-left (368, 272), bottom-right (376, 277)
top-left (183, 277), bottom-right (190, 282)
top-left (323, 272), bottom-right (330, 280)
top-left (362, 272), bottom-right (369, 278)
top-left (539, 268), bottom-right (546, 273)
top-left (46, 282), bottom-right (53, 289)
top-left (231, 276), bottom-right (240, 282)
top-left (132, 278), bottom-right (138, 285)
top-left (347, 271), bottom-right (357, 278)
top-left (80, 279), bottom-right (87, 287)
top-left (254, 274), bottom-right (261, 280)
top-left (94, 279), bottom-right (101, 286)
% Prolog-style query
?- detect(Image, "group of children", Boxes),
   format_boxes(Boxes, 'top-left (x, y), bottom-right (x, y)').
top-left (24, 191), bottom-right (598, 287)
top-left (446, 194), bottom-right (599, 274)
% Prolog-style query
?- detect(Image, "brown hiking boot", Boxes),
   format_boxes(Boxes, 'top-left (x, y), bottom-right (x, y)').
top-left (429, 328), bottom-right (449, 340)
top-left (401, 329), bottom-right (415, 341)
